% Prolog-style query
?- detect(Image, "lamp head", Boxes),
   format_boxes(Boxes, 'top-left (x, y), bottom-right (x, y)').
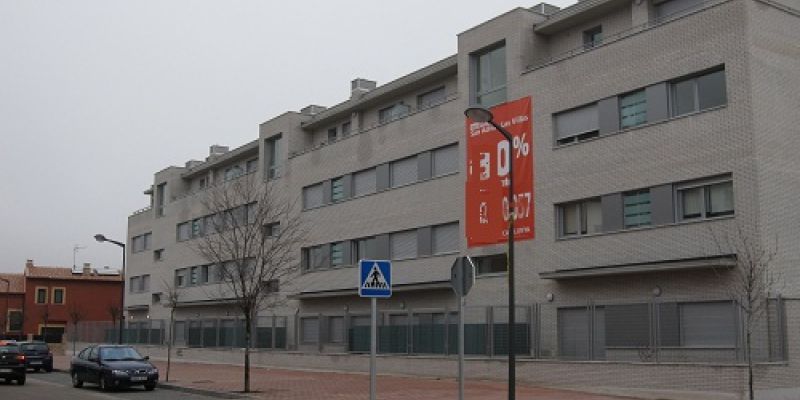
top-left (464, 106), bottom-right (494, 123)
top-left (94, 234), bottom-right (107, 243)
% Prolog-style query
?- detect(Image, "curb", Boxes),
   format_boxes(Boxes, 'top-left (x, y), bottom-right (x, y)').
top-left (55, 367), bottom-right (245, 399)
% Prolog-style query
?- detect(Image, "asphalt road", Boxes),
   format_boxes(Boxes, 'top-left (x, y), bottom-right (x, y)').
top-left (0, 371), bottom-right (224, 400)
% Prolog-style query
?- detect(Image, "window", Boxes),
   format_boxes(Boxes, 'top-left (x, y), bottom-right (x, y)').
top-left (191, 218), bottom-right (204, 238)
top-left (331, 177), bottom-right (345, 202)
top-left (623, 190), bottom-right (652, 228)
top-left (142, 275), bottom-right (150, 292)
top-left (379, 103), bottom-right (409, 124)
top-left (559, 198), bottom-right (602, 237)
top-left (266, 134), bottom-right (283, 180)
top-left (36, 288), bottom-right (47, 304)
top-left (200, 265), bottom-right (210, 284)
top-left (353, 168), bottom-right (377, 196)
top-left (190, 266), bottom-right (199, 285)
top-left (262, 279), bottom-right (280, 293)
top-left (153, 249), bottom-right (164, 262)
top-left (679, 302), bottom-right (736, 346)
top-left (246, 158), bottom-right (258, 174)
top-left (331, 242), bottom-right (345, 267)
top-left (390, 230), bottom-right (418, 260)
top-left (175, 269), bottom-right (186, 287)
top-left (156, 183), bottom-right (166, 217)
top-left (417, 86), bottom-right (446, 110)
top-left (327, 127), bottom-right (338, 142)
top-left (52, 288), bottom-right (65, 304)
top-left (303, 183), bottom-right (324, 209)
top-left (619, 90), bottom-right (647, 128)
top-left (554, 103), bottom-right (599, 145)
top-left (432, 223), bottom-right (459, 254)
top-left (474, 44), bottom-right (507, 107)
top-left (8, 310), bottom-right (22, 331)
top-left (204, 214), bottom-right (218, 235)
top-left (390, 156), bottom-right (418, 187)
top-left (301, 318), bottom-right (319, 344)
top-left (341, 121), bottom-right (351, 137)
top-left (432, 144), bottom-right (458, 177)
top-left (352, 237), bottom-right (373, 263)
top-left (224, 165), bottom-right (243, 181)
top-left (152, 293), bottom-right (161, 304)
top-left (263, 222), bottom-right (280, 237)
top-left (129, 277), bottom-right (139, 293)
top-left (132, 232), bottom-right (152, 253)
top-left (604, 303), bottom-right (650, 347)
top-left (176, 222), bottom-right (191, 242)
top-left (583, 26), bottom-right (603, 48)
top-left (327, 316), bottom-right (345, 343)
top-left (677, 177), bottom-right (734, 220)
top-left (670, 68), bottom-right (727, 117)
top-left (199, 177), bottom-right (208, 190)
top-left (474, 254), bottom-right (507, 275)
top-left (304, 245), bottom-right (327, 271)
top-left (655, 0), bottom-right (705, 19)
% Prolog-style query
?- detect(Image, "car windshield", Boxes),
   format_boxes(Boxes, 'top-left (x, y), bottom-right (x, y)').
top-left (0, 345), bottom-right (20, 354)
top-left (99, 347), bottom-right (144, 361)
top-left (21, 344), bottom-right (49, 352)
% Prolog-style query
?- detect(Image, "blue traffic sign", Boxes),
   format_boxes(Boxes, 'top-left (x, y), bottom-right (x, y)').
top-left (359, 260), bottom-right (392, 298)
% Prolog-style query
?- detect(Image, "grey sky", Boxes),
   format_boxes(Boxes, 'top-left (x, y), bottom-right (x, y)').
top-left (0, 0), bottom-right (573, 273)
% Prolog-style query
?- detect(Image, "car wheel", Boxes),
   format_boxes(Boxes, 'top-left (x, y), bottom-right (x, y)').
top-left (17, 377), bottom-right (25, 385)
top-left (71, 372), bottom-right (83, 388)
top-left (99, 375), bottom-right (110, 391)
top-left (144, 383), bottom-right (156, 391)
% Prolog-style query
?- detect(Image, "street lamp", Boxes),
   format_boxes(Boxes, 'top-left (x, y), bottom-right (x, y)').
top-left (464, 106), bottom-right (517, 400)
top-left (94, 234), bottom-right (126, 344)
top-left (0, 277), bottom-right (9, 336)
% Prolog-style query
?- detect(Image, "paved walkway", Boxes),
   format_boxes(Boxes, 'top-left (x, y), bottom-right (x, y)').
top-left (54, 355), bottom-right (635, 400)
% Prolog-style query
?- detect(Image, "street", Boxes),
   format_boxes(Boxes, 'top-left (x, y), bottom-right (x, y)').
top-left (0, 372), bottom-right (224, 400)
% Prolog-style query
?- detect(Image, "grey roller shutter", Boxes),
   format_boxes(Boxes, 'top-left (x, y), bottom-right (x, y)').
top-left (432, 223), bottom-right (459, 254)
top-left (558, 307), bottom-right (589, 360)
top-left (390, 230), bottom-right (418, 260)
top-left (433, 144), bottom-right (459, 176)
top-left (391, 156), bottom-right (418, 187)
top-left (680, 302), bottom-right (736, 346)
top-left (353, 168), bottom-right (377, 196)
top-left (605, 304), bottom-right (650, 347)
top-left (303, 184), bottom-right (324, 209)
top-left (554, 103), bottom-right (599, 141)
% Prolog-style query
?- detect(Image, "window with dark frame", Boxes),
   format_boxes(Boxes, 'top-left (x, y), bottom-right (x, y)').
top-left (327, 127), bottom-right (338, 142)
top-left (583, 26), bottom-right (603, 48)
top-left (417, 86), bottom-right (446, 110)
top-left (331, 177), bottom-right (345, 202)
top-left (619, 89), bottom-right (647, 128)
top-left (473, 44), bottom-right (507, 107)
top-left (670, 68), bottom-right (727, 117)
top-left (677, 177), bottom-right (734, 221)
top-left (341, 121), bottom-right (351, 137)
top-left (36, 288), bottom-right (47, 304)
top-left (554, 103), bottom-right (600, 145)
top-left (474, 253), bottom-right (507, 275)
top-left (266, 134), bottom-right (283, 180)
top-left (623, 189), bottom-right (652, 228)
top-left (559, 198), bottom-right (602, 237)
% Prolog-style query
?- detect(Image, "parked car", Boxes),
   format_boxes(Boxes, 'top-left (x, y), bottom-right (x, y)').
top-left (18, 341), bottom-right (53, 372)
top-left (70, 345), bottom-right (158, 391)
top-left (0, 343), bottom-right (26, 385)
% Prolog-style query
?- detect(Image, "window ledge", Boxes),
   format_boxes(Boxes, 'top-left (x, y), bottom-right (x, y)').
top-left (556, 214), bottom-right (735, 242)
top-left (302, 252), bottom-right (460, 275)
top-left (552, 104), bottom-right (728, 150)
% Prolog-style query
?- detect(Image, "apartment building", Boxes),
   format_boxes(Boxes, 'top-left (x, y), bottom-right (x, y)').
top-left (126, 0), bottom-right (800, 397)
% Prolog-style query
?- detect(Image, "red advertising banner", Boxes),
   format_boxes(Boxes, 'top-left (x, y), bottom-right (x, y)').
top-left (465, 96), bottom-right (534, 247)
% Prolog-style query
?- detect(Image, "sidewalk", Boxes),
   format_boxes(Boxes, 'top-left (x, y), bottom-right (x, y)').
top-left (55, 355), bottom-right (636, 400)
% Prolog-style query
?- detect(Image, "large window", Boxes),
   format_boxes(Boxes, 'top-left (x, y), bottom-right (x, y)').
top-left (52, 288), bottom-right (65, 304)
top-left (175, 269), bottom-right (187, 287)
top-left (177, 222), bottom-right (191, 242)
top-left (303, 183), bottom-right (325, 209)
top-left (671, 68), bottom-right (727, 117)
top-left (379, 103), bottom-right (410, 124)
top-left (677, 177), bottom-right (734, 220)
top-left (301, 318), bottom-right (319, 344)
top-left (223, 165), bottom-right (243, 181)
top-left (390, 230), bottom-right (418, 260)
top-left (474, 253), bottom-right (507, 275)
top-left (352, 237), bottom-right (373, 264)
top-left (554, 103), bottom-right (599, 145)
top-left (330, 242), bottom-right (345, 267)
top-left (432, 223), bottom-right (459, 254)
top-left (7, 310), bottom-right (23, 331)
top-left (583, 26), bottom-right (603, 49)
top-left (559, 198), bottom-right (602, 237)
top-left (390, 156), bottom-right (418, 188)
top-left (36, 288), bottom-right (47, 304)
top-left (331, 177), bottom-right (345, 202)
top-left (132, 232), bottom-right (152, 253)
top-left (304, 245), bottom-right (328, 271)
top-left (619, 90), bottom-right (647, 128)
top-left (327, 127), bottom-right (338, 142)
top-left (623, 190), bottom-right (651, 228)
top-left (417, 86), bottom-right (446, 110)
top-left (474, 44), bottom-right (506, 107)
top-left (432, 144), bottom-right (458, 177)
top-left (327, 316), bottom-right (345, 343)
top-left (353, 168), bottom-right (377, 197)
top-left (678, 302), bottom-right (736, 346)
top-left (266, 134), bottom-right (283, 180)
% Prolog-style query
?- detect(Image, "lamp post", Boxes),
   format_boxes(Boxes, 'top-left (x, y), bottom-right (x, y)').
top-left (94, 234), bottom-right (126, 344)
top-left (0, 277), bottom-right (9, 335)
top-left (464, 106), bottom-right (517, 400)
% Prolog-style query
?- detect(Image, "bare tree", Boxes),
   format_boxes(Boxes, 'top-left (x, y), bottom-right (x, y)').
top-left (108, 305), bottom-right (121, 342)
top-left (162, 279), bottom-right (181, 382)
top-left (193, 174), bottom-right (305, 393)
top-left (712, 224), bottom-right (779, 400)
top-left (67, 304), bottom-right (86, 354)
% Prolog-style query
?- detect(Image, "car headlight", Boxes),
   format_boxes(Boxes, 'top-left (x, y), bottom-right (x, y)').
top-left (150, 368), bottom-right (158, 374)
top-left (111, 369), bottom-right (129, 376)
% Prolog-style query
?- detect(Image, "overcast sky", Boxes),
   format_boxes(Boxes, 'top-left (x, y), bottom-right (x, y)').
top-left (0, 0), bottom-right (574, 273)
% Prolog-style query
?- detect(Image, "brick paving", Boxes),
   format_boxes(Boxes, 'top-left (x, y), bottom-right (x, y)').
top-left (54, 355), bottom-right (636, 399)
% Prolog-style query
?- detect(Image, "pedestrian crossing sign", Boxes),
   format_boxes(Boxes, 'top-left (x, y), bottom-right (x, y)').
top-left (359, 260), bottom-right (392, 298)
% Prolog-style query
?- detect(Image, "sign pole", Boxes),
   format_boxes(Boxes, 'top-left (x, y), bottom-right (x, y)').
top-left (458, 294), bottom-right (465, 400)
top-left (370, 296), bottom-right (377, 400)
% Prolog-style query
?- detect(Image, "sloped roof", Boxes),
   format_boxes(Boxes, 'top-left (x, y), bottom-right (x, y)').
top-left (0, 273), bottom-right (25, 293)
top-left (25, 266), bottom-right (122, 282)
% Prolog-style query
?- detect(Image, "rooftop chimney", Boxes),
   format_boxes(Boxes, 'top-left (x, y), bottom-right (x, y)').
top-left (351, 78), bottom-right (377, 99)
top-left (300, 105), bottom-right (328, 116)
top-left (83, 262), bottom-right (92, 275)
top-left (25, 259), bottom-right (33, 268)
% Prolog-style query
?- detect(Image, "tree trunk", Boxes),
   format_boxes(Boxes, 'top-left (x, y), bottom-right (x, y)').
top-left (747, 328), bottom-right (754, 400)
top-left (167, 308), bottom-right (175, 382)
top-left (244, 313), bottom-right (251, 393)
